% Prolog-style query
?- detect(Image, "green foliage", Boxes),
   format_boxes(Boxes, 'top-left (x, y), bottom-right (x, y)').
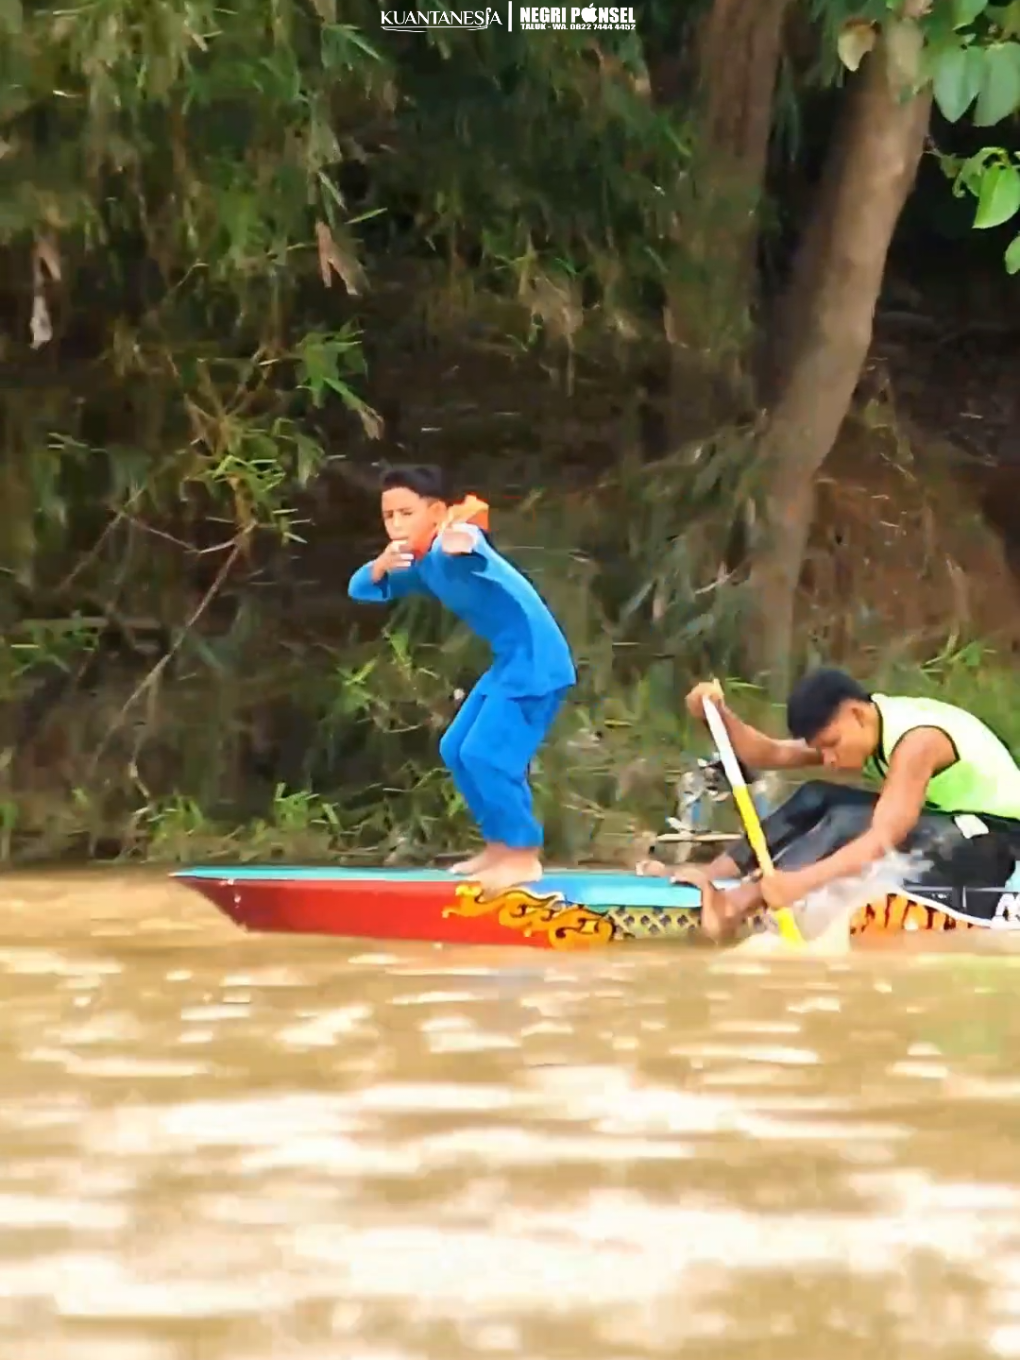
top-left (973, 155), bottom-right (1020, 226)
top-left (920, 4), bottom-right (1020, 269)
top-left (0, 0), bottom-right (730, 865)
top-left (0, 0), bottom-right (394, 601)
top-left (0, 431), bottom-right (762, 864)
top-left (0, 0), bottom-right (706, 581)
top-left (137, 785), bottom-right (343, 862)
top-left (932, 44), bottom-right (987, 121)
top-left (973, 43), bottom-right (1020, 124)
top-left (940, 145), bottom-right (1020, 266)
top-left (381, 29), bottom-right (693, 342)
top-left (827, 1), bottom-right (1020, 271)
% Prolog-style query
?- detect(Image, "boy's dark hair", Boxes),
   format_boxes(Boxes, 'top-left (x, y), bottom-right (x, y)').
top-left (379, 463), bottom-right (447, 501)
top-left (786, 668), bottom-right (872, 741)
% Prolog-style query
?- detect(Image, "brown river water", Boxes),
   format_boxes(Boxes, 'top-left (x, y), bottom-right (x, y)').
top-left (3, 869), bottom-right (1020, 1359)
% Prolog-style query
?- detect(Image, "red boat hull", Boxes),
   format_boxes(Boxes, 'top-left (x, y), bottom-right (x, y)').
top-left (173, 866), bottom-right (1015, 948)
top-left (197, 876), bottom-right (618, 947)
top-left (173, 867), bottom-right (702, 949)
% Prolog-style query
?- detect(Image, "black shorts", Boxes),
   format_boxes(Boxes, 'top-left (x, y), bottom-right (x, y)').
top-left (727, 780), bottom-right (1019, 892)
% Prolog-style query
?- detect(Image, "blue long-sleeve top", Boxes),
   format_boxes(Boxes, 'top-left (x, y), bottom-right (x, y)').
top-left (348, 527), bottom-right (576, 698)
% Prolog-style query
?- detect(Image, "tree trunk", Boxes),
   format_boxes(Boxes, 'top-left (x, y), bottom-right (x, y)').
top-left (664, 0), bottom-right (791, 360)
top-left (698, 0), bottom-right (790, 209)
top-left (745, 29), bottom-right (932, 693)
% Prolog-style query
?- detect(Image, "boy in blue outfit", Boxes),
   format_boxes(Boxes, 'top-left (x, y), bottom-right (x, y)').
top-left (348, 465), bottom-right (576, 894)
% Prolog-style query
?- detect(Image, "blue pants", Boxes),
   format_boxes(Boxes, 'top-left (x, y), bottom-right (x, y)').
top-left (438, 682), bottom-right (568, 848)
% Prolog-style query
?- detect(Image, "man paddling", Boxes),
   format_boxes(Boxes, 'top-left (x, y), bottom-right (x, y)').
top-left (639, 669), bottom-right (1020, 941)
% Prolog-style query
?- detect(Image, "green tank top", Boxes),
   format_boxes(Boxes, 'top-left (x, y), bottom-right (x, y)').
top-left (862, 693), bottom-right (1020, 821)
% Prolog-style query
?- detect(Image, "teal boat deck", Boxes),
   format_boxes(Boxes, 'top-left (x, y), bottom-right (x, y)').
top-left (172, 865), bottom-right (715, 911)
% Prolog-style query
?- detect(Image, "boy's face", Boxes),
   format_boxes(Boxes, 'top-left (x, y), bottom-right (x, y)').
top-left (381, 486), bottom-right (446, 546)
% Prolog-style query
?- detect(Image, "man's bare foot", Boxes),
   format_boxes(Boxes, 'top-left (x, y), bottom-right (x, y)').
top-left (667, 868), bottom-right (739, 942)
top-left (634, 858), bottom-right (670, 878)
top-left (449, 844), bottom-right (503, 876)
top-left (639, 864), bottom-right (732, 940)
top-left (475, 850), bottom-right (543, 896)
top-left (696, 879), bottom-right (736, 942)
top-left (706, 879), bottom-right (771, 943)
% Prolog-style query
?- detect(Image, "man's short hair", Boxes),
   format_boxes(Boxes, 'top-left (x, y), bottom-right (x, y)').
top-left (786, 668), bottom-right (871, 741)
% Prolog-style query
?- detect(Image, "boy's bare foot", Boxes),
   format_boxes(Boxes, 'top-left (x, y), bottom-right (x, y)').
top-left (475, 850), bottom-right (543, 896)
top-left (449, 844), bottom-right (503, 876)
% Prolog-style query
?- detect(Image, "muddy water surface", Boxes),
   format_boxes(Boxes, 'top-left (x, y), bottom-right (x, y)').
top-left (2, 869), bottom-right (1020, 1359)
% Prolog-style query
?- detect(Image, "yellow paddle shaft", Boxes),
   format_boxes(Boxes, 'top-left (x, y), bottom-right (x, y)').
top-left (703, 699), bottom-right (804, 946)
top-left (732, 784), bottom-right (774, 873)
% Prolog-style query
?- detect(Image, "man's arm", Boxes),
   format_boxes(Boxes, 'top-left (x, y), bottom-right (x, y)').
top-left (771, 727), bottom-right (955, 899)
top-left (714, 699), bottom-right (822, 771)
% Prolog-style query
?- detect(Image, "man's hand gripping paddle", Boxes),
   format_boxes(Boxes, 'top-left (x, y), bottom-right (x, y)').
top-left (702, 695), bottom-right (804, 947)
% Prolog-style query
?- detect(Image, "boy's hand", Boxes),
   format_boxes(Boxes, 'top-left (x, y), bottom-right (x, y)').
top-left (685, 679), bottom-right (724, 722)
top-left (370, 539), bottom-right (413, 581)
top-left (439, 525), bottom-right (479, 555)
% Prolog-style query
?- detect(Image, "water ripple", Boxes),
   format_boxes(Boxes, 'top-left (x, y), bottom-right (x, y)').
top-left (0, 870), bottom-right (1018, 1357)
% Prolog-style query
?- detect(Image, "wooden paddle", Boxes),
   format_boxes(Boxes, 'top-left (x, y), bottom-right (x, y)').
top-left (702, 695), bottom-right (804, 946)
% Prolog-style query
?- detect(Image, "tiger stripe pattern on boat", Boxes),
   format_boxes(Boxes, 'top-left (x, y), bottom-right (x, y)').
top-left (849, 891), bottom-right (980, 937)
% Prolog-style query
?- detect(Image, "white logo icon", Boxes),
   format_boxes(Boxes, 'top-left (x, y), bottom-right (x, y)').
top-left (992, 891), bottom-right (1020, 928)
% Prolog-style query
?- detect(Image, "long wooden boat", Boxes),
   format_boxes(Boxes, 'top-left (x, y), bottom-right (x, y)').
top-left (172, 864), bottom-right (1020, 949)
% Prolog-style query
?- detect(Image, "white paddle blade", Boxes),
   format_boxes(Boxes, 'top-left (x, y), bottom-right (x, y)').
top-left (702, 697), bottom-right (747, 793)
